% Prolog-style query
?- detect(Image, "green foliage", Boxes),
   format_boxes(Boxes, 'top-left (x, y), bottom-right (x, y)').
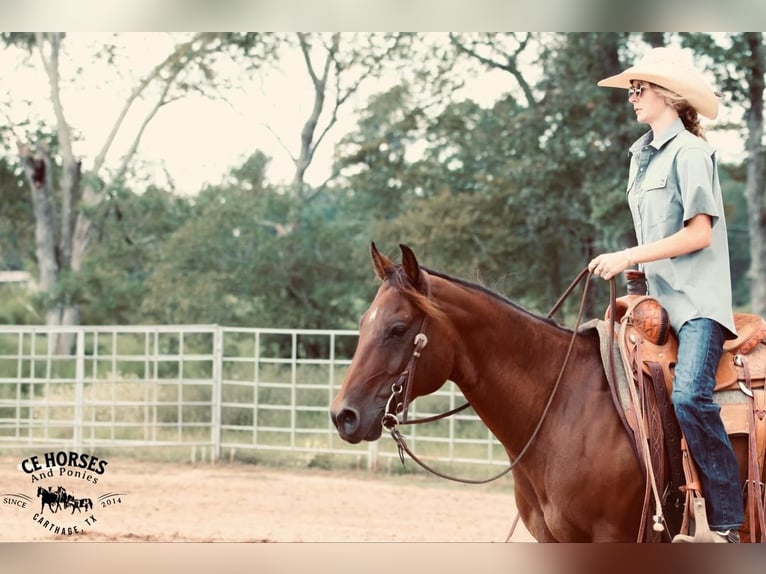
top-left (77, 185), bottom-right (193, 324)
top-left (334, 84), bottom-right (426, 221)
top-left (0, 284), bottom-right (40, 324)
top-left (719, 163), bottom-right (750, 309)
top-left (0, 32), bottom-right (36, 50)
top-left (139, 152), bottom-right (370, 329)
top-left (679, 33), bottom-right (752, 107)
top-left (0, 33), bottom-right (757, 328)
top-left (0, 157), bottom-right (34, 271)
top-left (334, 34), bottom-right (644, 314)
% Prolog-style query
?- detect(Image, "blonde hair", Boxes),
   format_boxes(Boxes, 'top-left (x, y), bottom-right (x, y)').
top-left (650, 83), bottom-right (707, 141)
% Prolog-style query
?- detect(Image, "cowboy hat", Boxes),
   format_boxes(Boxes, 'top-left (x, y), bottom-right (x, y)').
top-left (597, 47), bottom-right (719, 120)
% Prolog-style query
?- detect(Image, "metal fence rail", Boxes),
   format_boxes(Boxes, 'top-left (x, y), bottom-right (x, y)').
top-left (0, 325), bottom-right (507, 471)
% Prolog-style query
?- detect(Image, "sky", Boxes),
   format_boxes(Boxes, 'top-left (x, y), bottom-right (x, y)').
top-left (0, 33), bottom-right (747, 197)
top-left (1, 32), bottom-right (524, 195)
top-left (2, 33), bottom-right (342, 194)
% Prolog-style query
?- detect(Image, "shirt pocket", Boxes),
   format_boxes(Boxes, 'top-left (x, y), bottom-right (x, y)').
top-left (640, 177), bottom-right (682, 235)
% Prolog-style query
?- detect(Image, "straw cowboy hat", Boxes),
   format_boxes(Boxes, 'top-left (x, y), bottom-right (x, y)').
top-left (597, 47), bottom-right (719, 120)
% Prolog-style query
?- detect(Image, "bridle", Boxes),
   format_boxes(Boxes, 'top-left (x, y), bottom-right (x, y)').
top-left (380, 270), bottom-right (472, 430)
top-left (380, 267), bottom-right (599, 485)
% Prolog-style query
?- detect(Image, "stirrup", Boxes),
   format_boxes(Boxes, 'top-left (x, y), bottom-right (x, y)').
top-left (672, 498), bottom-right (719, 543)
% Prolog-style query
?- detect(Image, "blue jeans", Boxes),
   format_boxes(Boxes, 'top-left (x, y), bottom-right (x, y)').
top-left (672, 318), bottom-right (743, 530)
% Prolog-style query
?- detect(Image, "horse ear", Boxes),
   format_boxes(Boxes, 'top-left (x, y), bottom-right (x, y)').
top-left (399, 244), bottom-right (421, 288)
top-left (370, 242), bottom-right (395, 280)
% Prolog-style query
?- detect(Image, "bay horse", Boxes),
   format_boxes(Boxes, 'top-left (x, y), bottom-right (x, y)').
top-left (330, 243), bottom-right (646, 542)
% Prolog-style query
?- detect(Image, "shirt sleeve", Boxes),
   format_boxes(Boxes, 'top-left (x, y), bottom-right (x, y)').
top-left (675, 146), bottom-right (720, 226)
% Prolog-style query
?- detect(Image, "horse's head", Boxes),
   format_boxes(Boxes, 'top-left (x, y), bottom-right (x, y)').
top-left (330, 243), bottom-right (454, 443)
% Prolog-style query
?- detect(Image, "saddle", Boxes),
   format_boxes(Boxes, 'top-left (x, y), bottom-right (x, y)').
top-left (609, 294), bottom-right (766, 395)
top-left (599, 273), bottom-right (766, 543)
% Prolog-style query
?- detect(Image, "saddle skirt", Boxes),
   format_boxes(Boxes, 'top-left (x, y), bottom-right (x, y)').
top-left (589, 296), bottom-right (766, 542)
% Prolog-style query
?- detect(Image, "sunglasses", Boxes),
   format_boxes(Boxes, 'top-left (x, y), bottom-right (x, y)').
top-left (628, 85), bottom-right (646, 98)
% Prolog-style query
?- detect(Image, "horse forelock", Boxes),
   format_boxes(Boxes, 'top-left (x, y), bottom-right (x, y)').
top-left (383, 265), bottom-right (446, 322)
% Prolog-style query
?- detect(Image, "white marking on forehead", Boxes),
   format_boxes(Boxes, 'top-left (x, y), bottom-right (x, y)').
top-left (368, 306), bottom-right (379, 324)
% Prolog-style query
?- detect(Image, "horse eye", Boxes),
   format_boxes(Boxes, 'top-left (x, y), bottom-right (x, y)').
top-left (386, 324), bottom-right (409, 340)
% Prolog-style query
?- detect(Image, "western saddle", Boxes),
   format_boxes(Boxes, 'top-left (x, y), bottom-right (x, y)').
top-left (599, 270), bottom-right (766, 543)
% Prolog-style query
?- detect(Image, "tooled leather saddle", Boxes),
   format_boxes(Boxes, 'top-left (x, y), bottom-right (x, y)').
top-left (597, 271), bottom-right (766, 543)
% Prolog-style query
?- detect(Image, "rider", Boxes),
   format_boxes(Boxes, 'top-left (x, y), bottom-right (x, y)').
top-left (587, 46), bottom-right (743, 543)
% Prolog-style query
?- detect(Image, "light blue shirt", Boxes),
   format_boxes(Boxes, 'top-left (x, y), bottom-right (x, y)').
top-left (626, 118), bottom-right (736, 338)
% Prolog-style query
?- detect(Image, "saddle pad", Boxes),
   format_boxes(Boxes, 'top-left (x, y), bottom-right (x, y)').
top-left (590, 320), bottom-right (633, 418)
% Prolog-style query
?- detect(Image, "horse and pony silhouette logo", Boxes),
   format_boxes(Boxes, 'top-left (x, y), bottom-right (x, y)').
top-left (36, 485), bottom-right (93, 515)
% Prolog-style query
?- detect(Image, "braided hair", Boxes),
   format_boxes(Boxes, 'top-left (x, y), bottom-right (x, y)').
top-left (650, 83), bottom-right (707, 141)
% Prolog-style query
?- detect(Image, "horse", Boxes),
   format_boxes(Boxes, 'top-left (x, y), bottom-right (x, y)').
top-left (37, 486), bottom-right (61, 514)
top-left (67, 496), bottom-right (93, 513)
top-left (330, 243), bottom-right (655, 542)
top-left (60, 493), bottom-right (92, 513)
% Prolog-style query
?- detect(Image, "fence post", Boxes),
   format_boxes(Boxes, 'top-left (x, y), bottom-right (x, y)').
top-left (367, 440), bottom-right (378, 471)
top-left (74, 329), bottom-right (85, 452)
top-left (211, 326), bottom-right (223, 461)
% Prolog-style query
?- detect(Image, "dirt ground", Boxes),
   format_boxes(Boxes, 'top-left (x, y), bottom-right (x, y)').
top-left (0, 457), bottom-right (535, 542)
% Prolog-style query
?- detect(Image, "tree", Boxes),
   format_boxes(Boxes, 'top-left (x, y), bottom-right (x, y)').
top-left (448, 33), bottom-right (539, 109)
top-left (277, 33), bottom-right (414, 197)
top-left (77, 183), bottom-right (192, 324)
top-left (680, 33), bottom-right (765, 314)
top-left (740, 34), bottom-right (766, 314)
top-left (338, 33), bottom-right (641, 316)
top-left (332, 84), bottom-right (427, 222)
top-left (141, 152), bottom-right (370, 329)
top-left (0, 156), bottom-right (38, 324)
top-left (0, 156), bottom-right (33, 272)
top-left (0, 32), bottom-right (277, 343)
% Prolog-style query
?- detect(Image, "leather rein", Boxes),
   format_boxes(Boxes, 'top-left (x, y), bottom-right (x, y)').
top-left (381, 267), bottom-right (605, 485)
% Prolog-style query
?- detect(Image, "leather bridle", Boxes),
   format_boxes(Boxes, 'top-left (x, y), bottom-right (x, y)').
top-left (380, 267), bottom-right (597, 485)
top-left (380, 270), bottom-right (472, 429)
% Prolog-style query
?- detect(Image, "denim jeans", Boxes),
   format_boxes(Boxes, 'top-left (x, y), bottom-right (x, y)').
top-left (672, 318), bottom-right (743, 530)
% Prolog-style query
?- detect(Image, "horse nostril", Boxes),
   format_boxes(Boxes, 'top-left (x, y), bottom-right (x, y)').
top-left (334, 407), bottom-right (359, 435)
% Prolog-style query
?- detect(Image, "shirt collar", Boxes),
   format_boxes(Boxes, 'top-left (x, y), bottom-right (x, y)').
top-left (651, 118), bottom-right (685, 149)
top-left (629, 118), bottom-right (686, 154)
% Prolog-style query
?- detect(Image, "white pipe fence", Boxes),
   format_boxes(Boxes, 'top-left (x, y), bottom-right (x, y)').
top-left (0, 325), bottom-right (508, 472)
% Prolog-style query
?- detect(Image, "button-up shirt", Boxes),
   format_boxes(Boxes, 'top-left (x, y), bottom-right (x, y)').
top-left (626, 118), bottom-right (736, 338)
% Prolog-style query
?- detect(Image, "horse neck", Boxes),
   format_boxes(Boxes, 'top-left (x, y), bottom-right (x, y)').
top-left (431, 274), bottom-right (580, 452)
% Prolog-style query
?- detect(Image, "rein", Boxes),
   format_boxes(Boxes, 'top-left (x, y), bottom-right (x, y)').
top-left (382, 267), bottom-right (601, 485)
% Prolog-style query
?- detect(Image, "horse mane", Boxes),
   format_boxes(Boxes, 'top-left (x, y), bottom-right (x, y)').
top-left (384, 262), bottom-right (573, 333)
top-left (421, 267), bottom-right (571, 332)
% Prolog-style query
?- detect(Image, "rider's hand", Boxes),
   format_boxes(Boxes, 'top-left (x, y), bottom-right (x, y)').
top-left (588, 249), bottom-right (634, 281)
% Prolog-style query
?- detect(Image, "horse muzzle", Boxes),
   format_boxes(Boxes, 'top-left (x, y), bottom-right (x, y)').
top-left (330, 403), bottom-right (384, 443)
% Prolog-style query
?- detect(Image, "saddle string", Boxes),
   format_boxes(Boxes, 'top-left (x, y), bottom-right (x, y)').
top-left (742, 361), bottom-right (766, 541)
top-left (625, 333), bottom-right (666, 539)
top-left (606, 278), bottom-right (669, 540)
